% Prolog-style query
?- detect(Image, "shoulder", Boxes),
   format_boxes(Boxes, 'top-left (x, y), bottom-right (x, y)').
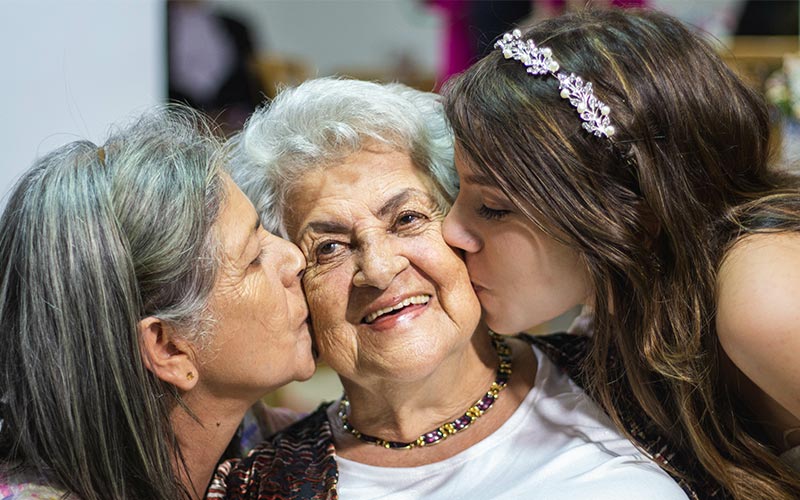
top-left (236, 402), bottom-right (307, 455)
top-left (718, 232), bottom-right (800, 341)
top-left (0, 485), bottom-right (71, 500)
top-left (535, 457), bottom-right (690, 500)
top-left (518, 333), bottom-right (727, 499)
top-left (717, 232), bottom-right (800, 417)
top-left (520, 332), bottom-right (591, 364)
top-left (208, 404), bottom-right (337, 500)
top-left (519, 332), bottom-right (591, 385)
top-left (0, 470), bottom-right (73, 500)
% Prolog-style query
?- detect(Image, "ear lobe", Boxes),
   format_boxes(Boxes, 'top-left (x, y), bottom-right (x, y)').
top-left (139, 316), bottom-right (199, 392)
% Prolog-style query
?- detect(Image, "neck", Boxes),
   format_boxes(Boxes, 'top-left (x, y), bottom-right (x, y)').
top-left (170, 391), bottom-right (252, 499)
top-left (339, 327), bottom-right (496, 443)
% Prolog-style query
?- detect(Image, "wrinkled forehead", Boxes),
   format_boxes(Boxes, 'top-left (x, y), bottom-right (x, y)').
top-left (284, 149), bottom-right (443, 240)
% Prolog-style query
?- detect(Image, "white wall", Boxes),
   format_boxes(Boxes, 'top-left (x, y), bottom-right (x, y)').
top-left (0, 0), bottom-right (164, 204)
top-left (210, 0), bottom-right (441, 78)
top-left (209, 0), bottom-right (751, 83)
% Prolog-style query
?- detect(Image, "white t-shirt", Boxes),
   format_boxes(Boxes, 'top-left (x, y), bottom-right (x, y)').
top-left (335, 344), bottom-right (688, 500)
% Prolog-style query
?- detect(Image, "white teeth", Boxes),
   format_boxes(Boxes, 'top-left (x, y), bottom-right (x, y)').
top-left (364, 295), bottom-right (430, 324)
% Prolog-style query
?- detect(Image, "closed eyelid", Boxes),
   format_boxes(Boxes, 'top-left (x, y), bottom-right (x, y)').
top-left (249, 237), bottom-right (267, 262)
top-left (239, 235), bottom-right (262, 264)
top-left (477, 186), bottom-right (513, 207)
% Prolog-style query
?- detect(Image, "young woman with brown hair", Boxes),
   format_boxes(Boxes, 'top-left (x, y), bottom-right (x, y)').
top-left (442, 8), bottom-right (800, 500)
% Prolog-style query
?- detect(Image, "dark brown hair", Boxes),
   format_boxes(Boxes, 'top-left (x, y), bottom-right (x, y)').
top-left (444, 8), bottom-right (800, 499)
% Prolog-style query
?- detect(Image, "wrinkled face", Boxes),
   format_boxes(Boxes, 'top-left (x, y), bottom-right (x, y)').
top-left (442, 145), bottom-right (591, 334)
top-left (286, 148), bottom-right (481, 385)
top-left (200, 175), bottom-right (315, 400)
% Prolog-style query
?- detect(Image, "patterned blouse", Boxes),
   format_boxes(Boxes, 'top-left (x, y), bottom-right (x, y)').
top-left (0, 468), bottom-right (74, 500)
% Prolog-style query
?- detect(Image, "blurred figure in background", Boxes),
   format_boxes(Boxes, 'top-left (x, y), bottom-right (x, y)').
top-left (427, 0), bottom-right (647, 88)
top-left (168, 0), bottom-right (263, 134)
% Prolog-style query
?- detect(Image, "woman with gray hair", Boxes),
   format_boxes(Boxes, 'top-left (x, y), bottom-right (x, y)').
top-left (209, 77), bottom-right (690, 499)
top-left (0, 106), bottom-right (315, 500)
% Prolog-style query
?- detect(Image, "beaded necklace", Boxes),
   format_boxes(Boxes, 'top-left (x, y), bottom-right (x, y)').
top-left (337, 334), bottom-right (512, 450)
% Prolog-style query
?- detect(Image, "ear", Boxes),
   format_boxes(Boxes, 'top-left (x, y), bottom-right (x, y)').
top-left (139, 316), bottom-right (199, 392)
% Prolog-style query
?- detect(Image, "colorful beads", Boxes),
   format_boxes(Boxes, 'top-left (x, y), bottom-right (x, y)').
top-left (337, 333), bottom-right (512, 450)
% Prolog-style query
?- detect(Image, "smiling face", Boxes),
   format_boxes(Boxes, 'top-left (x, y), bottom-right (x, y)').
top-left (442, 145), bottom-right (591, 334)
top-left (286, 148), bottom-right (481, 385)
top-left (198, 175), bottom-right (315, 401)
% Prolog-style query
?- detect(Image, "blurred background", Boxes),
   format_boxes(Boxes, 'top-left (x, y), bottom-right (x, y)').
top-left (2, 0), bottom-right (799, 411)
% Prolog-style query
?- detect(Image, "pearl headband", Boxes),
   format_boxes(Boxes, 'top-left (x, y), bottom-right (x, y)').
top-left (495, 29), bottom-right (616, 139)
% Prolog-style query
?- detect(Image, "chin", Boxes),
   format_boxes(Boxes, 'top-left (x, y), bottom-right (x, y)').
top-left (298, 362), bottom-right (317, 381)
top-left (295, 352), bottom-right (318, 381)
top-left (368, 349), bottom-right (454, 383)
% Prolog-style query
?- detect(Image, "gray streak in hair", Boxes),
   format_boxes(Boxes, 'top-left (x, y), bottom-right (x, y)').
top-left (0, 105), bottom-right (225, 500)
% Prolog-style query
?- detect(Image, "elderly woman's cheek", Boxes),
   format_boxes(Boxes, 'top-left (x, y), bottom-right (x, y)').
top-left (416, 231), bottom-right (474, 289)
top-left (303, 276), bottom-right (347, 358)
top-left (208, 270), bottom-right (249, 309)
top-left (302, 268), bottom-right (337, 313)
top-left (406, 230), bottom-right (481, 330)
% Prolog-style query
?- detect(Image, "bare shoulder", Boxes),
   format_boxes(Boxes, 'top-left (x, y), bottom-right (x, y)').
top-left (717, 232), bottom-right (800, 418)
top-left (718, 232), bottom-right (800, 336)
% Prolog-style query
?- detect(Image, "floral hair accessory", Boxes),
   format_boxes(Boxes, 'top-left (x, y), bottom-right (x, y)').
top-left (495, 29), bottom-right (616, 139)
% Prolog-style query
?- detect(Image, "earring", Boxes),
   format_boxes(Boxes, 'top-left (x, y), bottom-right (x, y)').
top-left (186, 371), bottom-right (194, 381)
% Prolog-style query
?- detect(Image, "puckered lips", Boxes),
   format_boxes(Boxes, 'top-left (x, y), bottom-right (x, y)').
top-left (361, 294), bottom-right (431, 325)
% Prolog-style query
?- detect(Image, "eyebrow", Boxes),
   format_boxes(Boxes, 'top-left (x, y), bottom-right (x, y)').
top-left (299, 188), bottom-right (435, 237)
top-left (306, 220), bottom-right (351, 235)
top-left (463, 171), bottom-right (496, 186)
top-left (377, 189), bottom-right (427, 218)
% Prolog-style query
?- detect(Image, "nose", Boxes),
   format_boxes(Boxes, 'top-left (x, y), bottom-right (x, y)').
top-left (352, 233), bottom-right (409, 290)
top-left (443, 198), bottom-right (482, 254)
top-left (275, 235), bottom-right (306, 288)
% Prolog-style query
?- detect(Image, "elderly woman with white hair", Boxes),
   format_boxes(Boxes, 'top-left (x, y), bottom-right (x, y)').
top-left (208, 78), bottom-right (696, 499)
top-left (0, 106), bottom-right (315, 500)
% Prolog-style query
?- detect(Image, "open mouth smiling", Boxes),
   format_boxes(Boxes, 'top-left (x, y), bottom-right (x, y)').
top-left (362, 294), bottom-right (431, 324)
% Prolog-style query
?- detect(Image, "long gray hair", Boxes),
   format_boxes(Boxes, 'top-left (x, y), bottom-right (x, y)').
top-left (229, 77), bottom-right (458, 235)
top-left (0, 106), bottom-right (225, 499)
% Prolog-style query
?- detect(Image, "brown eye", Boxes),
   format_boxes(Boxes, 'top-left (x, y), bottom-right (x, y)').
top-left (395, 211), bottom-right (426, 228)
top-left (314, 240), bottom-right (347, 264)
top-left (318, 241), bottom-right (339, 255)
